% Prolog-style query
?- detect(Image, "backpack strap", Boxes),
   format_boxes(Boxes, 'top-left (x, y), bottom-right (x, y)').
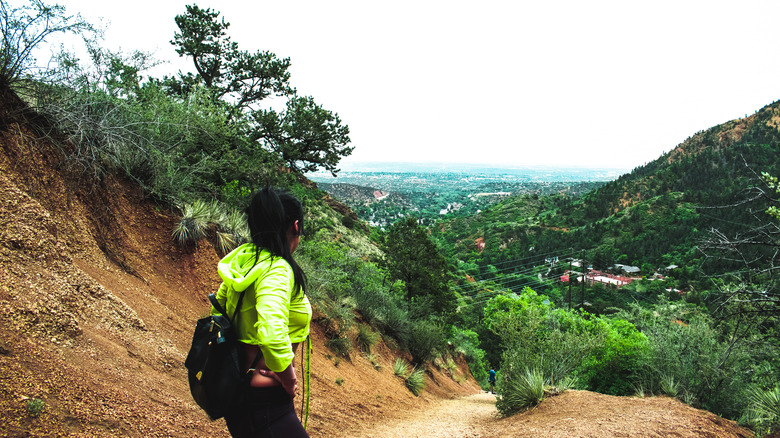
top-left (208, 291), bottom-right (247, 325)
top-left (208, 293), bottom-right (228, 316)
top-left (209, 292), bottom-right (262, 373)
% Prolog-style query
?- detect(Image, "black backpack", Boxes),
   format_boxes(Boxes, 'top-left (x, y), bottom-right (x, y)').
top-left (185, 292), bottom-right (258, 420)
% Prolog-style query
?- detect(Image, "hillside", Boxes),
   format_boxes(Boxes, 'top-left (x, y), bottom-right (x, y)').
top-left (0, 92), bottom-right (480, 437)
top-left (433, 100), bottom-right (780, 277)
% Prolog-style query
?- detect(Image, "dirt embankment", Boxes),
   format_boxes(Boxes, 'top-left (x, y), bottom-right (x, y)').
top-left (0, 95), bottom-right (479, 437)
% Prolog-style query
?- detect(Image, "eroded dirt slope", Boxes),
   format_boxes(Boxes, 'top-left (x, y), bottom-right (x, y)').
top-left (0, 97), bottom-right (479, 437)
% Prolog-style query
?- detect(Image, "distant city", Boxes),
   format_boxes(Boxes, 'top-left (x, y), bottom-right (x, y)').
top-left (311, 162), bottom-right (628, 184)
top-left (309, 162), bottom-right (624, 228)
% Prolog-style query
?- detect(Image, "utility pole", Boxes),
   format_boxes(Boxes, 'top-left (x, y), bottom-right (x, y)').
top-left (580, 251), bottom-right (586, 309)
top-left (568, 257), bottom-right (572, 311)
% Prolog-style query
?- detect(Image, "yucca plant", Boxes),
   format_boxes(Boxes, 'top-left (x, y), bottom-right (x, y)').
top-left (660, 373), bottom-right (680, 398)
top-left (201, 199), bottom-right (223, 223)
top-left (325, 337), bottom-right (352, 358)
top-left (548, 375), bottom-right (577, 394)
top-left (172, 216), bottom-right (206, 245)
top-left (172, 200), bottom-right (210, 245)
top-left (632, 383), bottom-right (647, 398)
top-left (393, 358), bottom-right (409, 377)
top-left (747, 385), bottom-right (780, 435)
top-left (446, 358), bottom-right (458, 373)
top-left (225, 209), bottom-right (249, 243)
top-left (681, 389), bottom-right (697, 407)
top-left (496, 368), bottom-right (546, 416)
top-left (365, 353), bottom-right (382, 371)
top-left (356, 324), bottom-right (379, 353)
top-left (406, 368), bottom-right (426, 396)
top-left (215, 231), bottom-right (237, 255)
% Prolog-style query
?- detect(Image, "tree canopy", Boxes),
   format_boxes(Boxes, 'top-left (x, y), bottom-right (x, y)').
top-left (383, 216), bottom-right (457, 319)
top-left (0, 0), bottom-right (93, 91)
top-left (168, 4), bottom-right (353, 176)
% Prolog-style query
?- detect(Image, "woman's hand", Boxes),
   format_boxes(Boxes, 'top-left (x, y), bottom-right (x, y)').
top-left (258, 364), bottom-right (298, 399)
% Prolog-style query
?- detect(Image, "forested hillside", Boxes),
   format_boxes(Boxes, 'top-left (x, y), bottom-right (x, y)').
top-left (420, 100), bottom-right (779, 435)
top-left (434, 100), bottom-right (780, 283)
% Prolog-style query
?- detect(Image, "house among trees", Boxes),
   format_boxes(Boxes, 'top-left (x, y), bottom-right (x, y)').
top-left (613, 264), bottom-right (641, 275)
top-left (561, 267), bottom-right (640, 288)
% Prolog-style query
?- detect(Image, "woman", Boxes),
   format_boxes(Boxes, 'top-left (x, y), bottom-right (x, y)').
top-left (212, 187), bottom-right (311, 437)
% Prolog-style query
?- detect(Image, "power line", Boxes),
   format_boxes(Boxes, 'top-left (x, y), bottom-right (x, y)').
top-left (456, 247), bottom-right (578, 270)
top-left (455, 248), bottom-right (578, 282)
top-left (457, 277), bottom-right (561, 305)
top-left (455, 250), bottom-right (578, 296)
top-left (457, 272), bottom-right (560, 298)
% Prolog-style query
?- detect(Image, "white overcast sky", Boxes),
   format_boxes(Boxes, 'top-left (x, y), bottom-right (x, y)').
top-left (52, 0), bottom-right (780, 170)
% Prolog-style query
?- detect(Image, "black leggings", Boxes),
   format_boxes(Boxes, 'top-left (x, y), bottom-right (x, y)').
top-left (225, 386), bottom-right (309, 438)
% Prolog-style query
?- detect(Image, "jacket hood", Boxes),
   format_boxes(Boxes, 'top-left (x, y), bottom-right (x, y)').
top-left (217, 243), bottom-right (277, 292)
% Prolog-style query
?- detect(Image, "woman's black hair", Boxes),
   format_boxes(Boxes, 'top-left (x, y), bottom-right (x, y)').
top-left (245, 187), bottom-right (306, 296)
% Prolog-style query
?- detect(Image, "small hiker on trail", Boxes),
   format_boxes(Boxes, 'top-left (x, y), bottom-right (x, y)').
top-left (488, 368), bottom-right (496, 394)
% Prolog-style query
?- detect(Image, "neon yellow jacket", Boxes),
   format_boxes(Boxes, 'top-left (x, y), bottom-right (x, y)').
top-left (212, 243), bottom-right (311, 372)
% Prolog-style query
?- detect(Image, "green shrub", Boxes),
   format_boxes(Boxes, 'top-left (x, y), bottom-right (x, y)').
top-left (26, 398), bottom-right (45, 417)
top-left (356, 324), bottom-right (379, 353)
top-left (496, 368), bottom-right (546, 416)
top-left (448, 327), bottom-right (488, 385)
top-left (393, 358), bottom-right (409, 377)
top-left (348, 263), bottom-right (410, 343)
top-left (614, 299), bottom-right (756, 418)
top-left (316, 298), bottom-right (354, 340)
top-left (380, 304), bottom-right (410, 341)
top-left (406, 368), bottom-right (426, 396)
top-left (575, 317), bottom-right (649, 396)
top-left (404, 319), bottom-right (445, 365)
top-left (341, 215), bottom-right (355, 229)
top-left (326, 337), bottom-right (352, 358)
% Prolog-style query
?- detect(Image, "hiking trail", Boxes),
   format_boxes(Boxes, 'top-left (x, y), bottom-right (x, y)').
top-left (347, 392), bottom-right (498, 438)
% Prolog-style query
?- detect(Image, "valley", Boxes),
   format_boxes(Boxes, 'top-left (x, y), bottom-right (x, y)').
top-left (310, 164), bottom-right (621, 228)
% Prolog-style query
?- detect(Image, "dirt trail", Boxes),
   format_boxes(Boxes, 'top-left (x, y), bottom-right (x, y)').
top-left (338, 390), bottom-right (755, 438)
top-left (347, 392), bottom-right (498, 438)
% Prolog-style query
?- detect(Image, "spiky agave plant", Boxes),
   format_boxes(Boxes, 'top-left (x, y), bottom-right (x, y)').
top-left (201, 199), bottom-right (223, 224)
top-left (172, 200), bottom-right (210, 245)
top-left (225, 208), bottom-right (249, 244)
top-left (659, 373), bottom-right (680, 398)
top-left (405, 367), bottom-right (426, 396)
top-left (496, 368), bottom-right (546, 416)
top-left (356, 324), bottom-right (379, 353)
top-left (215, 231), bottom-right (237, 255)
top-left (393, 358), bottom-right (409, 377)
top-left (747, 385), bottom-right (780, 434)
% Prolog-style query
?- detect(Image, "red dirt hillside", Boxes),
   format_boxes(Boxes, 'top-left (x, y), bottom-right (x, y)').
top-left (0, 91), bottom-right (479, 437)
